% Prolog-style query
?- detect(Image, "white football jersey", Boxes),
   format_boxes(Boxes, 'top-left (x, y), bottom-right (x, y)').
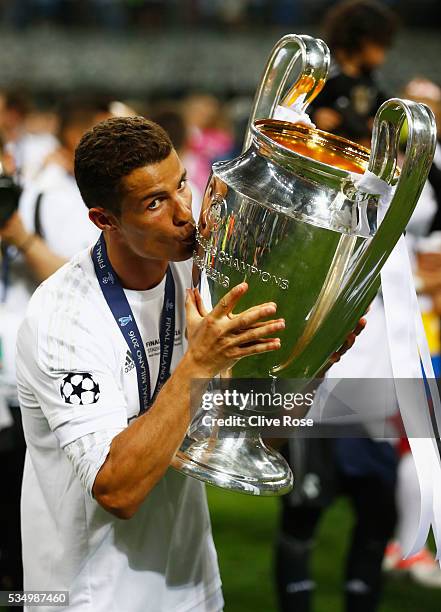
top-left (16, 248), bottom-right (223, 612)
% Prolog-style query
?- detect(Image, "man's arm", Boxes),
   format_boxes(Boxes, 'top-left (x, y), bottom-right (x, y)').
top-left (0, 211), bottom-right (67, 282)
top-left (92, 283), bottom-right (285, 519)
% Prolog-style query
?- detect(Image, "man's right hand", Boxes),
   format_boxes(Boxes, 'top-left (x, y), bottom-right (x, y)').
top-left (185, 282), bottom-right (285, 378)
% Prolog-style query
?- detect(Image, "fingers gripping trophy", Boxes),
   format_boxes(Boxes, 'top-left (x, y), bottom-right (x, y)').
top-left (172, 34), bottom-right (437, 495)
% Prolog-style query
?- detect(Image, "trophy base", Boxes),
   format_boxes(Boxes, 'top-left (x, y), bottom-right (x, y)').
top-left (173, 433), bottom-right (294, 496)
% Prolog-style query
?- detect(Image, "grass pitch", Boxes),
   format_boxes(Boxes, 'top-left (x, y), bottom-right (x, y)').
top-left (207, 486), bottom-right (441, 611)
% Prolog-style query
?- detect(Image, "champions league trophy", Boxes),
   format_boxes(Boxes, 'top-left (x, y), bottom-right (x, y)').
top-left (173, 34), bottom-right (437, 495)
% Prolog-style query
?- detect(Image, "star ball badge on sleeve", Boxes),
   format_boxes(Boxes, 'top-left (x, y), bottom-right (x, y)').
top-left (60, 372), bottom-right (100, 406)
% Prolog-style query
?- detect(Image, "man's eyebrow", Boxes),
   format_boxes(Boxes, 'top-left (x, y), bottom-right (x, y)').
top-left (140, 169), bottom-right (187, 202)
top-left (140, 188), bottom-right (167, 202)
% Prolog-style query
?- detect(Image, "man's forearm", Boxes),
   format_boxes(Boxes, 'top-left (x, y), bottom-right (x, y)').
top-left (1, 212), bottom-right (67, 282)
top-left (92, 353), bottom-right (210, 519)
top-left (21, 234), bottom-right (67, 281)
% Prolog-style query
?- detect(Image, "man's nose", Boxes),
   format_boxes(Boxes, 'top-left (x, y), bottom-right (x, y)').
top-left (173, 195), bottom-right (193, 226)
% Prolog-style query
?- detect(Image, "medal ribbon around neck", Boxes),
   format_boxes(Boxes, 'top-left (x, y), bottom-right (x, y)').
top-left (92, 233), bottom-right (175, 414)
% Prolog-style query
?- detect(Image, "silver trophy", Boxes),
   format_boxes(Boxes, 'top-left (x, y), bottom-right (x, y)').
top-left (173, 34), bottom-right (437, 495)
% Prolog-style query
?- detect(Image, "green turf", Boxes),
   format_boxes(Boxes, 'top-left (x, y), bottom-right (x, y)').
top-left (207, 486), bottom-right (441, 612)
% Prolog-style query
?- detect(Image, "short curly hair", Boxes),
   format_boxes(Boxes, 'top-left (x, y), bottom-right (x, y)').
top-left (323, 0), bottom-right (398, 54)
top-left (74, 116), bottom-right (173, 215)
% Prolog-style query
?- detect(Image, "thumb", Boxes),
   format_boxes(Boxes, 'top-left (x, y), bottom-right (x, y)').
top-left (194, 287), bottom-right (209, 317)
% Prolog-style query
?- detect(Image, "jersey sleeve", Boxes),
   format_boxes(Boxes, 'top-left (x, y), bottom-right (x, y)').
top-left (64, 429), bottom-right (124, 498)
top-left (16, 275), bottom-right (129, 449)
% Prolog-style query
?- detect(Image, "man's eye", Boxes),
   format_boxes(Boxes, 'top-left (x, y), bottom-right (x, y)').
top-left (147, 199), bottom-right (162, 210)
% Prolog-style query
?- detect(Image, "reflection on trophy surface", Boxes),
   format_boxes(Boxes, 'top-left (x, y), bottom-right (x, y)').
top-left (173, 33), bottom-right (437, 495)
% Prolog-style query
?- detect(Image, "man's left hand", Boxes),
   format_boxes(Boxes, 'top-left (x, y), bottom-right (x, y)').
top-left (318, 316), bottom-right (367, 376)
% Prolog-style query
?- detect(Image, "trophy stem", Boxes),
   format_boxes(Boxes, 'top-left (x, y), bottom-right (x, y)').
top-left (173, 431), bottom-right (293, 496)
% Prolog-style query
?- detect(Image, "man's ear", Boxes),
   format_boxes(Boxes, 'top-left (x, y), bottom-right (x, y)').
top-left (89, 207), bottom-right (120, 232)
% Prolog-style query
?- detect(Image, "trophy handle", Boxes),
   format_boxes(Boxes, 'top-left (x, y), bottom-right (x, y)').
top-left (242, 34), bottom-right (330, 151)
top-left (368, 98), bottom-right (436, 186)
top-left (352, 98), bottom-right (436, 280)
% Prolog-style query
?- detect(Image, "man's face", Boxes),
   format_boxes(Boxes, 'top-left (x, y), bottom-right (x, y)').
top-left (115, 149), bottom-right (195, 262)
top-left (358, 42), bottom-right (387, 73)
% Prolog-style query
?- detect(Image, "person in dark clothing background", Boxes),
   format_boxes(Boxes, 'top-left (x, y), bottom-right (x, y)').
top-left (309, 0), bottom-right (398, 147)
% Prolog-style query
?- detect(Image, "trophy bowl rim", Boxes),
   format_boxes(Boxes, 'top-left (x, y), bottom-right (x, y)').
top-left (199, 176), bottom-right (375, 239)
top-left (253, 118), bottom-right (371, 176)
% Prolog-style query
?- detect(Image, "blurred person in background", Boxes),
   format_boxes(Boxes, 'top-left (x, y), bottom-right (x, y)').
top-left (0, 135), bottom-right (24, 593)
top-left (0, 88), bottom-right (58, 186)
top-left (182, 92), bottom-right (234, 195)
top-left (275, 2), bottom-right (401, 612)
top-left (382, 76), bottom-right (441, 587)
top-left (22, 92), bottom-right (59, 141)
top-left (1, 95), bottom-right (113, 413)
top-left (309, 0), bottom-right (398, 147)
top-left (0, 95), bottom-right (107, 593)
